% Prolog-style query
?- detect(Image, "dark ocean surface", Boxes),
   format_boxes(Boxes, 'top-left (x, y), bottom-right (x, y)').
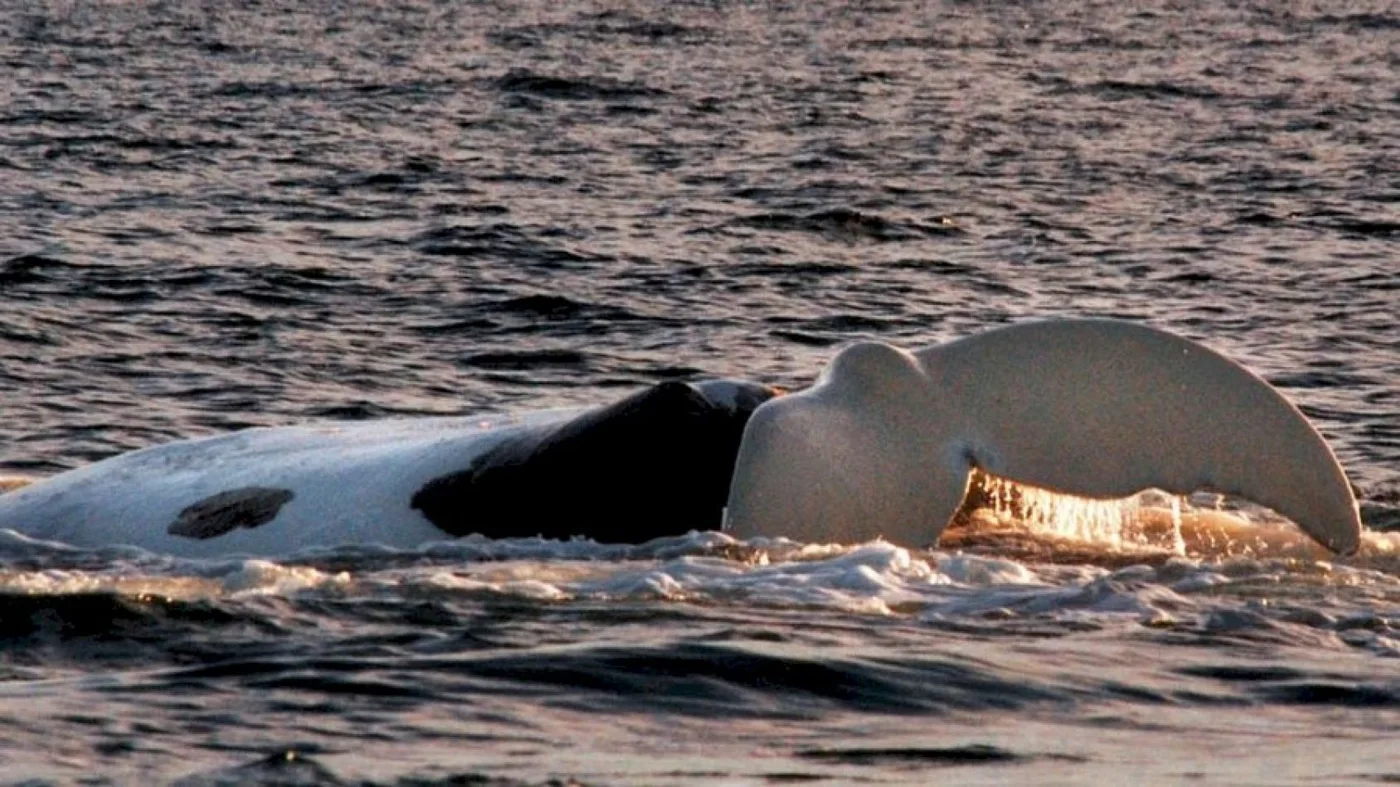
top-left (1, 0), bottom-right (1399, 783)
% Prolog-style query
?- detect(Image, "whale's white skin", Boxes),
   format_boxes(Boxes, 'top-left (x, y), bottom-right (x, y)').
top-left (0, 409), bottom-right (580, 558)
top-left (724, 319), bottom-right (1362, 555)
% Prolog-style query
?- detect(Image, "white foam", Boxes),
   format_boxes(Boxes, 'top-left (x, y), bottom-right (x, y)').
top-left (218, 560), bottom-right (351, 596)
top-left (0, 566), bottom-right (222, 600)
top-left (0, 518), bottom-right (1394, 658)
top-left (0, 569), bottom-right (105, 596)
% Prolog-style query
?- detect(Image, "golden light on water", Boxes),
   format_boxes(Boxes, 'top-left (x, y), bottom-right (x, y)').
top-left (946, 469), bottom-right (1351, 563)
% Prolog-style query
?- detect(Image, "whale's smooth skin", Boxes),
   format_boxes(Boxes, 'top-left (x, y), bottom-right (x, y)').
top-left (0, 380), bottom-right (775, 558)
top-left (724, 319), bottom-right (1363, 555)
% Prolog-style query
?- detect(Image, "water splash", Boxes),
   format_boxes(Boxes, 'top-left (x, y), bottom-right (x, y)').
top-left (0, 476), bottom-right (33, 494)
top-left (961, 470), bottom-right (1184, 554)
top-left (947, 470), bottom-right (1357, 564)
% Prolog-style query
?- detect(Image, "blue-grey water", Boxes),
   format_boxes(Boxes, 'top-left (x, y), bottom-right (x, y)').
top-left (2, 1), bottom-right (1399, 784)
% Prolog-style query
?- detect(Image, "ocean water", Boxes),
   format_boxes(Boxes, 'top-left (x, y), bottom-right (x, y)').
top-left (2, 0), bottom-right (1399, 784)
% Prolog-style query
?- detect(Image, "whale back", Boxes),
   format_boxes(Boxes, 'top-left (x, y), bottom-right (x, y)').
top-left (725, 320), bottom-right (1362, 554)
top-left (0, 380), bottom-right (777, 557)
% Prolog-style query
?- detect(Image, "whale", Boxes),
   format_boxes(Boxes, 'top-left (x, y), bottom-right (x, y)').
top-left (0, 319), bottom-right (1363, 557)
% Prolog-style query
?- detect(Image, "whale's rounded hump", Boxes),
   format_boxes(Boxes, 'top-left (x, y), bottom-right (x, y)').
top-left (725, 319), bottom-right (1362, 555)
top-left (413, 379), bottom-right (778, 542)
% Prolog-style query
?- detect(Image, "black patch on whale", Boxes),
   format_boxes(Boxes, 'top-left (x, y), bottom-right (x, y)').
top-left (411, 381), bottom-right (774, 542)
top-left (169, 487), bottom-right (295, 540)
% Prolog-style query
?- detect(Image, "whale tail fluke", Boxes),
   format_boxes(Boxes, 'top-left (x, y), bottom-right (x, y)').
top-left (725, 320), bottom-right (1362, 555)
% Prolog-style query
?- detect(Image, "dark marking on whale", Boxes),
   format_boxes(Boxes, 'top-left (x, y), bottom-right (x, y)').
top-left (169, 487), bottom-right (295, 540)
top-left (411, 381), bottom-right (775, 542)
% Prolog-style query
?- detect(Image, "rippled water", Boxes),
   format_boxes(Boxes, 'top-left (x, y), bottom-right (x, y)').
top-left (2, 0), bottom-right (1399, 783)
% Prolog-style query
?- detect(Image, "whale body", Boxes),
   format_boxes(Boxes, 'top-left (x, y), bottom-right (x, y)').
top-left (0, 380), bottom-right (775, 558)
top-left (0, 319), bottom-right (1364, 557)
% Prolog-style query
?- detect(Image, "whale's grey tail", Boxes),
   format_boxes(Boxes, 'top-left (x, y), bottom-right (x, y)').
top-left (725, 320), bottom-right (1362, 555)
